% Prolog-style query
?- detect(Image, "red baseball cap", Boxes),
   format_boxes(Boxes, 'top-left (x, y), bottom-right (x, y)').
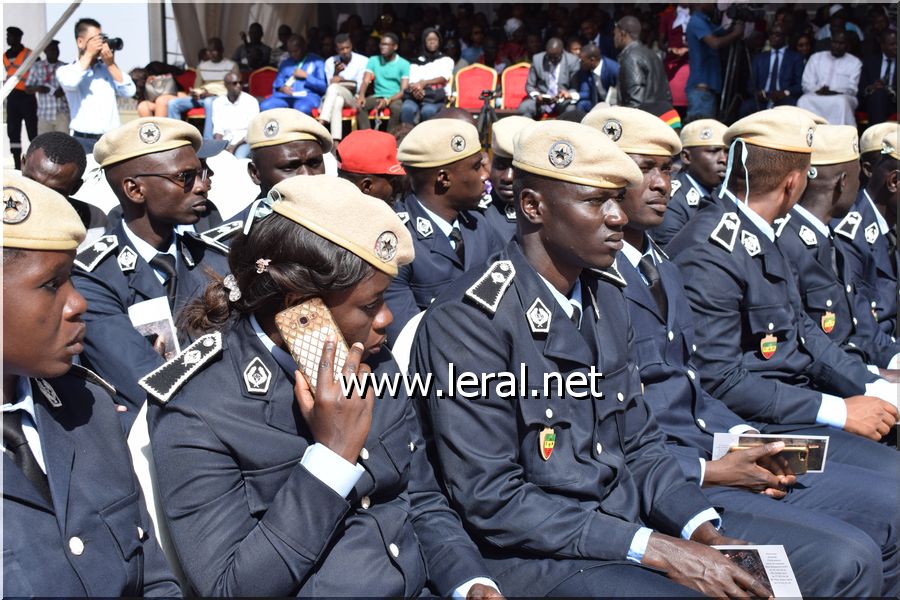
top-left (337, 130), bottom-right (406, 176)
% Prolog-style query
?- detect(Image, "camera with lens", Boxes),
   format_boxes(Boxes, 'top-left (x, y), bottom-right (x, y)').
top-left (724, 3), bottom-right (765, 23)
top-left (101, 34), bottom-right (124, 51)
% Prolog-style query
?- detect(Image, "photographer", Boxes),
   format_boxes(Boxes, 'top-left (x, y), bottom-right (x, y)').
top-left (685, 4), bottom-right (744, 120)
top-left (57, 18), bottom-right (134, 153)
top-left (317, 33), bottom-right (366, 141)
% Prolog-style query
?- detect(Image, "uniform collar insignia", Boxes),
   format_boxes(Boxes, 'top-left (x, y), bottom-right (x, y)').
top-left (798, 225), bottom-right (818, 246)
top-left (741, 230), bottom-right (761, 256)
top-left (396, 211), bottom-right (410, 225)
top-left (34, 378), bottom-right (62, 408)
top-left (686, 186), bottom-right (701, 206)
top-left (243, 356), bottom-right (272, 395)
top-left (416, 217), bottom-right (433, 238)
top-left (117, 245), bottom-right (138, 272)
top-left (504, 204), bottom-right (517, 221)
top-left (864, 223), bottom-right (879, 245)
top-left (526, 298), bottom-right (552, 334)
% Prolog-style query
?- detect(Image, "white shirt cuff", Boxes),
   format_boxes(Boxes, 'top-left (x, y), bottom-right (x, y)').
top-left (864, 379), bottom-right (899, 409)
top-left (627, 527), bottom-right (655, 562)
top-left (889, 353), bottom-right (900, 370)
top-left (569, 91), bottom-right (581, 101)
top-left (453, 577), bottom-right (500, 599)
top-left (681, 507), bottom-right (721, 540)
top-left (728, 424), bottom-right (759, 435)
top-left (816, 393), bottom-right (848, 428)
top-left (300, 443), bottom-right (365, 498)
top-left (698, 457), bottom-right (706, 485)
top-left (867, 364), bottom-right (881, 375)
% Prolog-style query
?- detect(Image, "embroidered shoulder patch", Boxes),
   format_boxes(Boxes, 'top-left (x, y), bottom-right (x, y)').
top-left (138, 333), bottom-right (222, 404)
top-left (709, 213), bottom-right (740, 252)
top-left (201, 221), bottom-right (243, 242)
top-left (74, 234), bottom-right (118, 271)
top-left (833, 211), bottom-right (862, 241)
top-left (464, 260), bottom-right (516, 314)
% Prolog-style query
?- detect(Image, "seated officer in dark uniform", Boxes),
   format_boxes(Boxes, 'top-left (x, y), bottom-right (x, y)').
top-left (832, 123), bottom-right (899, 337)
top-left (640, 118), bottom-right (728, 247)
top-left (2, 174), bottom-right (181, 597)
top-left (413, 120), bottom-right (775, 598)
top-left (777, 124), bottom-right (900, 371)
top-left (143, 176), bottom-right (501, 598)
top-left (386, 118), bottom-right (503, 342)
top-left (480, 116), bottom-right (533, 243)
top-left (595, 109), bottom-right (895, 597)
top-left (71, 117), bottom-right (229, 426)
top-left (667, 110), bottom-right (899, 453)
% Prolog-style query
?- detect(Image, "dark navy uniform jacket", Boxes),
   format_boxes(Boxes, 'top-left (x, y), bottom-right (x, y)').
top-left (650, 171), bottom-right (717, 248)
top-left (71, 221), bottom-right (229, 425)
top-left (616, 250), bottom-right (745, 483)
top-left (146, 317), bottom-right (490, 597)
top-left (412, 241), bottom-right (713, 596)
top-left (2, 366), bottom-right (180, 597)
top-left (667, 199), bottom-right (876, 429)
top-left (831, 190), bottom-right (898, 336)
top-left (778, 207), bottom-right (900, 368)
top-left (479, 192), bottom-right (517, 243)
top-left (386, 193), bottom-right (504, 342)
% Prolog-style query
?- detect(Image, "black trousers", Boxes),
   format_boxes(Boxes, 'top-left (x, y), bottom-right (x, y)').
top-left (6, 89), bottom-right (37, 168)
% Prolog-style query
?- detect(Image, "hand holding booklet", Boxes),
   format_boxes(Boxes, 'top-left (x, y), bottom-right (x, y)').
top-left (712, 432), bottom-right (829, 474)
top-left (714, 545), bottom-right (802, 598)
top-left (127, 297), bottom-right (181, 361)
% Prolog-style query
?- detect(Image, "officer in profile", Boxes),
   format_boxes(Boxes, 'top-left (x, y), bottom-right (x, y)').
top-left (71, 117), bottom-right (229, 426)
top-left (335, 129), bottom-right (405, 204)
top-left (593, 107), bottom-right (895, 597)
top-left (778, 124), bottom-right (900, 370)
top-left (666, 110), bottom-right (899, 454)
top-left (481, 116), bottom-right (533, 242)
top-left (413, 120), bottom-right (772, 598)
top-left (385, 118), bottom-right (503, 342)
top-left (858, 121), bottom-right (897, 186)
top-left (639, 118), bottom-right (728, 247)
top-left (2, 174), bottom-right (181, 597)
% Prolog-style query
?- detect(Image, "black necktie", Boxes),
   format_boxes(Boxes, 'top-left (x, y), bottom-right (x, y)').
top-left (150, 253), bottom-right (178, 305)
top-left (448, 227), bottom-right (465, 265)
top-left (768, 49), bottom-right (781, 92)
top-left (3, 410), bottom-right (52, 503)
top-left (588, 72), bottom-right (599, 106)
top-left (570, 304), bottom-right (582, 329)
top-left (828, 239), bottom-right (842, 280)
top-left (638, 255), bottom-right (668, 317)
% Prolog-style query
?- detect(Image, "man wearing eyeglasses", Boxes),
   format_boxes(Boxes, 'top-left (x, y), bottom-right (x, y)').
top-left (71, 117), bottom-right (229, 429)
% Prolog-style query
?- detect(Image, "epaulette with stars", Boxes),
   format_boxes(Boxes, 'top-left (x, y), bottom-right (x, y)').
top-left (138, 332), bottom-right (223, 404)
top-left (74, 235), bottom-right (118, 272)
top-left (464, 260), bottom-right (516, 315)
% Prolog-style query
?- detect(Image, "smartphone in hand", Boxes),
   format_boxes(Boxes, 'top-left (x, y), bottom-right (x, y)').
top-left (274, 297), bottom-right (350, 395)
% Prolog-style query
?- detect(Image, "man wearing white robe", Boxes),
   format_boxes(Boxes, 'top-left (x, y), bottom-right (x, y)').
top-left (797, 31), bottom-right (861, 125)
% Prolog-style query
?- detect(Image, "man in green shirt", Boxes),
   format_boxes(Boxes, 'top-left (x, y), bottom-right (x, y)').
top-left (356, 33), bottom-right (409, 132)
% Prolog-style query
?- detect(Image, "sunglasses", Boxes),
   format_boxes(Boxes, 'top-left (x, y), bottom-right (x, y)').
top-left (132, 167), bottom-right (209, 192)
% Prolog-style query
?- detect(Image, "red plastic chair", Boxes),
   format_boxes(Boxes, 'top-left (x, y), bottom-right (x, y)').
top-left (248, 66), bottom-right (277, 100)
top-left (454, 63), bottom-right (498, 111)
top-left (499, 62), bottom-right (530, 110)
top-left (173, 68), bottom-right (205, 121)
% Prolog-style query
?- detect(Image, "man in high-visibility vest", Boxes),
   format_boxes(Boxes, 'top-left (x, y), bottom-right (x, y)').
top-left (4, 26), bottom-right (38, 169)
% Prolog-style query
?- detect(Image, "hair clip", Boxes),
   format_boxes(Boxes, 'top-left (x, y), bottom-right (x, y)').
top-left (255, 258), bottom-right (271, 274)
top-left (223, 273), bottom-right (241, 302)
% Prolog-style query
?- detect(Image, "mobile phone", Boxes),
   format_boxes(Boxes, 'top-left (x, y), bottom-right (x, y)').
top-left (730, 444), bottom-right (809, 475)
top-left (274, 297), bottom-right (350, 395)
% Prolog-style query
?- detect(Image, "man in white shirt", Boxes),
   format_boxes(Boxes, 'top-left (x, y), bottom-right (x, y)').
top-left (167, 38), bottom-right (239, 138)
top-left (317, 33), bottom-right (367, 140)
top-left (797, 31), bottom-right (862, 125)
top-left (57, 18), bottom-right (135, 154)
top-left (212, 72), bottom-right (259, 158)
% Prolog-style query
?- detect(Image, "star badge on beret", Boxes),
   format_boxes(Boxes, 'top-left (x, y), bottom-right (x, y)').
top-left (548, 141), bottom-right (574, 168)
top-left (700, 128), bottom-right (713, 141)
top-left (3, 186), bottom-right (30, 224)
top-left (450, 135), bottom-right (467, 152)
top-left (806, 127), bottom-right (814, 147)
top-left (139, 122), bottom-right (161, 145)
top-left (602, 119), bottom-right (623, 142)
top-left (526, 298), bottom-right (552, 334)
top-left (374, 231), bottom-right (398, 262)
top-left (264, 120), bottom-right (279, 137)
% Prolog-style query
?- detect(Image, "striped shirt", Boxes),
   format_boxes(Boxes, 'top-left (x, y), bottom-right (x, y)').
top-left (26, 59), bottom-right (69, 121)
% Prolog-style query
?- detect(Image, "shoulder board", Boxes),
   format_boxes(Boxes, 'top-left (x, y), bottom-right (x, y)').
top-left (138, 332), bottom-right (223, 404)
top-left (647, 237), bottom-right (669, 261)
top-left (201, 220), bottom-right (243, 242)
top-left (74, 234), bottom-right (118, 272)
top-left (197, 233), bottom-right (230, 254)
top-left (477, 194), bottom-right (493, 210)
top-left (464, 260), bottom-right (516, 314)
top-left (396, 211), bottom-right (410, 225)
top-left (670, 178), bottom-right (682, 196)
top-left (67, 364), bottom-right (117, 397)
top-left (592, 263), bottom-right (627, 287)
top-left (773, 213), bottom-right (791, 238)
top-left (709, 212), bottom-right (740, 252)
top-left (833, 211), bottom-right (862, 241)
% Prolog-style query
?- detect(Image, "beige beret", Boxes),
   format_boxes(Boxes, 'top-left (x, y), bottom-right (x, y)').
top-left (512, 120), bottom-right (643, 189)
top-left (860, 122), bottom-right (898, 155)
top-left (491, 116), bottom-right (534, 159)
top-left (680, 119), bottom-right (728, 148)
top-left (93, 117), bottom-right (202, 168)
top-left (268, 175), bottom-right (413, 277)
top-left (725, 109), bottom-right (817, 154)
top-left (247, 108), bottom-right (333, 152)
top-left (397, 118), bottom-right (482, 168)
top-left (882, 126), bottom-right (900, 160)
top-left (3, 173), bottom-right (86, 250)
top-left (772, 105), bottom-right (828, 125)
top-left (811, 125), bottom-right (859, 166)
top-left (582, 106), bottom-right (682, 156)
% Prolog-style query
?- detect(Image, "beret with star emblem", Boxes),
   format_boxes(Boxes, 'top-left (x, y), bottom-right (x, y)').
top-left (582, 105), bottom-right (682, 156)
top-left (3, 173), bottom-right (85, 250)
top-left (397, 118), bottom-right (482, 168)
top-left (246, 108), bottom-right (333, 151)
top-left (93, 117), bottom-right (202, 168)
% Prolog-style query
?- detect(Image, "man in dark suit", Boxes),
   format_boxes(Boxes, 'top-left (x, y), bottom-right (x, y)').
top-left (859, 30), bottom-right (897, 126)
top-left (385, 118), bottom-right (503, 342)
top-left (742, 24), bottom-right (804, 116)
top-left (518, 38), bottom-right (580, 119)
top-left (2, 174), bottom-right (181, 597)
top-left (71, 118), bottom-right (229, 427)
top-left (573, 43), bottom-right (618, 112)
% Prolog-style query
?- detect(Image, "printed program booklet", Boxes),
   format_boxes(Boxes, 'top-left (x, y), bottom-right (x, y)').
top-left (714, 544), bottom-right (802, 598)
top-left (128, 296), bottom-right (181, 361)
top-left (711, 432), bottom-right (829, 473)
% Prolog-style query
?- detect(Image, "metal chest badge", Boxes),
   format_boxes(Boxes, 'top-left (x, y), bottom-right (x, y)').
top-left (760, 334), bottom-right (778, 359)
top-left (539, 426), bottom-right (556, 460)
top-left (821, 311), bottom-right (836, 334)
